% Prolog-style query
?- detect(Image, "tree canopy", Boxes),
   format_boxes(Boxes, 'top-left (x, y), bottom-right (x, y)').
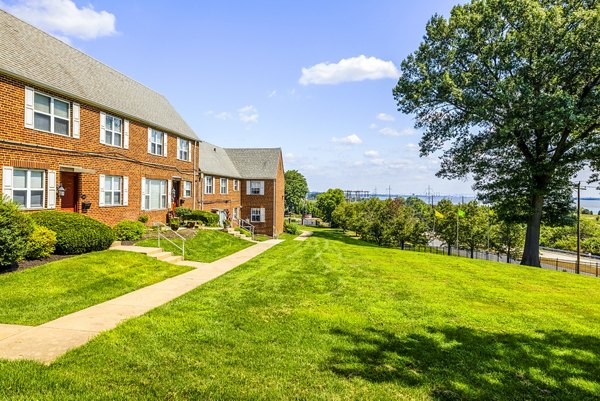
top-left (284, 170), bottom-right (309, 214)
top-left (316, 189), bottom-right (345, 223)
top-left (393, 0), bottom-right (600, 266)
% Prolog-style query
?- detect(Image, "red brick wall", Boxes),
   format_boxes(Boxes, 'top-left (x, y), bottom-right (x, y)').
top-left (199, 174), bottom-right (242, 223)
top-left (0, 73), bottom-right (198, 226)
top-left (275, 155), bottom-right (285, 235)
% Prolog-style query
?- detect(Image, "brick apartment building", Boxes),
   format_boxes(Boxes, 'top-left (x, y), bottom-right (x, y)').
top-left (199, 142), bottom-right (285, 236)
top-left (0, 10), bottom-right (284, 235)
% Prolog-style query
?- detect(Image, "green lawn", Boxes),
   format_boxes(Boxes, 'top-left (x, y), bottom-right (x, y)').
top-left (136, 229), bottom-right (252, 262)
top-left (1, 229), bottom-right (600, 400)
top-left (0, 251), bottom-right (191, 325)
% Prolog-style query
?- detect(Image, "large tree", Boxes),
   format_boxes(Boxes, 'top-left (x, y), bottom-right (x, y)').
top-left (394, 0), bottom-right (600, 266)
top-left (284, 170), bottom-right (309, 214)
top-left (316, 189), bottom-right (345, 224)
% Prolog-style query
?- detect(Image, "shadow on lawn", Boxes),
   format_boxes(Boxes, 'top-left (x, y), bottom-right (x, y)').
top-left (326, 325), bottom-right (600, 400)
top-left (310, 230), bottom-right (379, 248)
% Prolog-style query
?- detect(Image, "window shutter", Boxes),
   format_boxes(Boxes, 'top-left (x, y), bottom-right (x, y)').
top-left (72, 103), bottom-right (80, 138)
top-left (141, 177), bottom-right (146, 210)
top-left (24, 87), bottom-right (34, 129)
top-left (163, 133), bottom-right (168, 157)
top-left (123, 176), bottom-right (129, 206)
top-left (246, 181), bottom-right (251, 195)
top-left (176, 138), bottom-right (181, 159)
top-left (2, 166), bottom-right (13, 199)
top-left (188, 141), bottom-right (192, 161)
top-left (147, 128), bottom-right (152, 153)
top-left (99, 174), bottom-right (105, 206)
top-left (47, 170), bottom-right (56, 209)
top-left (259, 181), bottom-right (265, 195)
top-left (100, 112), bottom-right (106, 144)
top-left (167, 179), bottom-right (172, 209)
top-left (124, 120), bottom-right (130, 149)
top-left (260, 208), bottom-right (266, 223)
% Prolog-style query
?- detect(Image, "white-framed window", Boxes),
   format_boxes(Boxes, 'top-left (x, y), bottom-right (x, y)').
top-left (251, 207), bottom-right (265, 223)
top-left (12, 169), bottom-right (45, 209)
top-left (233, 179), bottom-right (239, 191)
top-left (104, 115), bottom-right (123, 147)
top-left (149, 129), bottom-right (164, 155)
top-left (33, 92), bottom-right (70, 136)
top-left (249, 180), bottom-right (264, 195)
top-left (104, 175), bottom-right (122, 206)
top-left (184, 181), bottom-right (192, 197)
top-left (220, 178), bottom-right (228, 194)
top-left (233, 207), bottom-right (239, 220)
top-left (177, 138), bottom-right (190, 161)
top-left (144, 179), bottom-right (167, 210)
top-left (205, 176), bottom-right (213, 194)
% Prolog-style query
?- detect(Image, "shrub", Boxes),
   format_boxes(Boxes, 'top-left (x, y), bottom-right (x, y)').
top-left (175, 207), bottom-right (192, 219)
top-left (31, 211), bottom-right (115, 255)
top-left (113, 220), bottom-right (145, 241)
top-left (284, 221), bottom-right (301, 235)
top-left (25, 225), bottom-right (57, 260)
top-left (188, 210), bottom-right (220, 227)
top-left (169, 218), bottom-right (180, 230)
top-left (0, 196), bottom-right (34, 266)
top-left (138, 214), bottom-right (149, 224)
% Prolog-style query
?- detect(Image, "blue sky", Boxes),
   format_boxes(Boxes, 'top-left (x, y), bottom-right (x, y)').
top-left (0, 0), bottom-right (518, 195)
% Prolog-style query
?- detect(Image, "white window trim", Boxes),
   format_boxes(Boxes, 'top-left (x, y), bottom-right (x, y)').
top-left (103, 175), bottom-right (123, 207)
top-left (220, 178), bottom-right (228, 195)
top-left (149, 129), bottom-right (164, 156)
top-left (29, 90), bottom-right (70, 137)
top-left (250, 207), bottom-right (265, 223)
top-left (144, 178), bottom-right (168, 210)
top-left (12, 168), bottom-right (45, 210)
top-left (233, 179), bottom-right (239, 191)
top-left (205, 176), bottom-right (214, 194)
top-left (248, 180), bottom-right (264, 195)
top-left (184, 181), bottom-right (192, 197)
top-left (103, 114), bottom-right (124, 148)
top-left (177, 138), bottom-right (191, 161)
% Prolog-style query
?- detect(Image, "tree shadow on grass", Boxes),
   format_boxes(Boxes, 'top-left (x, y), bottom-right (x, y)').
top-left (310, 230), bottom-right (379, 248)
top-left (325, 325), bottom-right (600, 400)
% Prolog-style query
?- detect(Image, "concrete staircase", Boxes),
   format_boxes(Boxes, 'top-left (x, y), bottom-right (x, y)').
top-left (110, 242), bottom-right (183, 264)
top-left (226, 228), bottom-right (255, 242)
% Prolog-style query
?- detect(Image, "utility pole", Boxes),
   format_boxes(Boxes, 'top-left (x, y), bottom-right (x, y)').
top-left (577, 181), bottom-right (581, 274)
top-left (387, 185), bottom-right (391, 199)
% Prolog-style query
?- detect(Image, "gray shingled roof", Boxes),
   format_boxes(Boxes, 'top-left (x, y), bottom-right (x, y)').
top-left (225, 148), bottom-right (282, 179)
top-left (198, 141), bottom-right (241, 178)
top-left (0, 10), bottom-right (198, 140)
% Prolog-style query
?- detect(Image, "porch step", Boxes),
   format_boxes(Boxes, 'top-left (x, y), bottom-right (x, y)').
top-left (154, 251), bottom-right (174, 261)
top-left (110, 245), bottom-right (184, 264)
top-left (162, 255), bottom-right (183, 264)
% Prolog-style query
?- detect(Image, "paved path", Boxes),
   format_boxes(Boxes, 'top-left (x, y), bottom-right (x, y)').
top-left (0, 239), bottom-right (283, 364)
top-left (294, 231), bottom-right (313, 241)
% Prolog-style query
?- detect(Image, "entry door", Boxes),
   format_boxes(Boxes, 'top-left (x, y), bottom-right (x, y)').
top-left (60, 172), bottom-right (78, 212)
top-left (172, 180), bottom-right (181, 207)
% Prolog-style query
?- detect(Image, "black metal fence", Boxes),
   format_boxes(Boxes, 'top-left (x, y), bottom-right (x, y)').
top-left (402, 244), bottom-right (600, 278)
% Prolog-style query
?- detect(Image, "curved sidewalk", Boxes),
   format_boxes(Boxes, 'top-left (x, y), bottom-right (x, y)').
top-left (0, 239), bottom-right (283, 364)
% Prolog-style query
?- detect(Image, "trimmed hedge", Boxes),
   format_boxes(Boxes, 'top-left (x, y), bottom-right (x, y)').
top-left (284, 221), bottom-right (301, 235)
top-left (31, 211), bottom-right (115, 255)
top-left (175, 207), bottom-right (192, 219)
top-left (0, 196), bottom-right (34, 266)
top-left (114, 220), bottom-right (145, 241)
top-left (189, 210), bottom-right (220, 227)
top-left (25, 225), bottom-right (57, 260)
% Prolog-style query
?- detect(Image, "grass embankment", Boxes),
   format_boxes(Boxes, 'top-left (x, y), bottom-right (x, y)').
top-left (136, 229), bottom-right (252, 263)
top-left (1, 229), bottom-right (600, 400)
top-left (0, 251), bottom-right (191, 325)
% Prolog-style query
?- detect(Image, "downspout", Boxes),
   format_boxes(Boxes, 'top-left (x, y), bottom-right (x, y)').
top-left (192, 141), bottom-right (197, 210)
top-left (273, 178), bottom-right (277, 237)
top-left (200, 172), bottom-right (204, 211)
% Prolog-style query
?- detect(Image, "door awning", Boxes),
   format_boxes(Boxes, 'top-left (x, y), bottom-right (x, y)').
top-left (59, 165), bottom-right (97, 174)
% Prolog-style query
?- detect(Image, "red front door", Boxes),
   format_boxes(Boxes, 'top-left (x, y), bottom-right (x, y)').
top-left (60, 172), bottom-right (78, 212)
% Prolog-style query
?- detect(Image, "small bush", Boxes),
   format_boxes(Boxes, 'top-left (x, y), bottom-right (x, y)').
top-left (284, 221), bottom-right (301, 235)
top-left (0, 196), bottom-right (34, 266)
top-left (31, 211), bottom-right (114, 255)
top-left (138, 214), bottom-right (149, 224)
top-left (169, 218), bottom-right (181, 230)
top-left (25, 225), bottom-right (57, 260)
top-left (188, 210), bottom-right (220, 227)
top-left (175, 207), bottom-right (192, 219)
top-left (114, 220), bottom-right (145, 241)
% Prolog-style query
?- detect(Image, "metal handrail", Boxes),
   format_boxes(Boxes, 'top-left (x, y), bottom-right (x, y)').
top-left (153, 222), bottom-right (185, 260)
top-left (237, 218), bottom-right (255, 239)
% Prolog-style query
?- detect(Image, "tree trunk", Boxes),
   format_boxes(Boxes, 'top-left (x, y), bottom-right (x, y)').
top-left (470, 247), bottom-right (474, 258)
top-left (521, 193), bottom-right (544, 267)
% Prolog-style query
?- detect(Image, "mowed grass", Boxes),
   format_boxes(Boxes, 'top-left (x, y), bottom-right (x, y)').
top-left (136, 229), bottom-right (252, 262)
top-left (1, 229), bottom-right (600, 400)
top-left (0, 251), bottom-right (191, 325)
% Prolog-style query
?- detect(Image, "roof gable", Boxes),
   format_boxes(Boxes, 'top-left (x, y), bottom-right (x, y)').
top-left (225, 148), bottom-right (282, 179)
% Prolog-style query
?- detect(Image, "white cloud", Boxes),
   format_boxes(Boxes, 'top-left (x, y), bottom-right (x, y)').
top-left (0, 0), bottom-right (117, 41)
top-left (376, 113), bottom-right (395, 122)
top-left (299, 55), bottom-right (400, 85)
top-left (331, 134), bottom-right (362, 145)
top-left (369, 123), bottom-right (378, 130)
top-left (215, 112), bottom-right (232, 120)
top-left (405, 143), bottom-right (419, 151)
top-left (369, 158), bottom-right (386, 166)
top-left (238, 105), bottom-right (259, 124)
top-left (268, 90), bottom-right (277, 98)
top-left (364, 150), bottom-right (379, 158)
top-left (379, 127), bottom-right (416, 137)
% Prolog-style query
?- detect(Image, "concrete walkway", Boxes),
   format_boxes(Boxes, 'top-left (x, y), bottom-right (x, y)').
top-left (294, 230), bottom-right (313, 241)
top-left (0, 239), bottom-right (283, 364)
